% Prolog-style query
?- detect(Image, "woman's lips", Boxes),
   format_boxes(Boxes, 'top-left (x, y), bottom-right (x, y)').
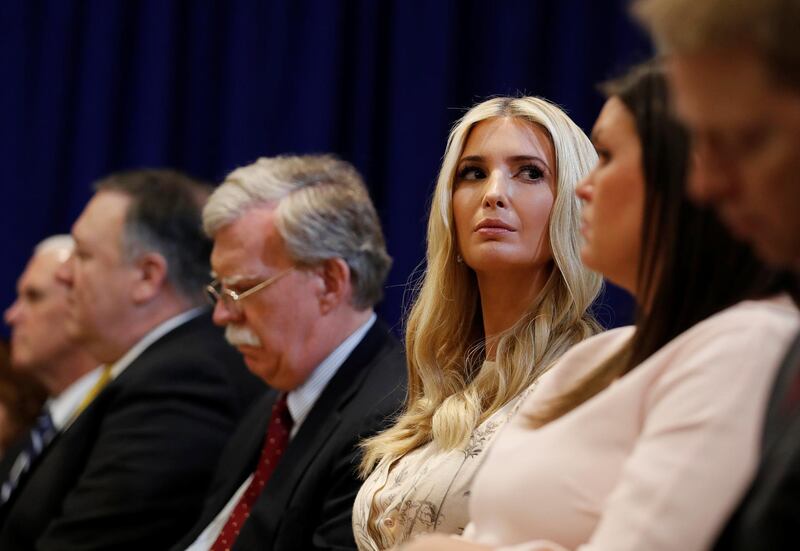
top-left (475, 219), bottom-right (515, 234)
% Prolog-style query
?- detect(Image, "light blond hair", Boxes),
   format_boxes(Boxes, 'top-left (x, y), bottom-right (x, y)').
top-left (204, 155), bottom-right (392, 309)
top-left (360, 97), bottom-right (603, 476)
top-left (635, 0), bottom-right (800, 88)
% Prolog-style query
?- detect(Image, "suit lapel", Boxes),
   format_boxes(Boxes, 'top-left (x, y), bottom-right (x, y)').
top-left (204, 393), bottom-right (278, 517)
top-left (246, 323), bottom-right (389, 538)
top-left (0, 430), bottom-right (62, 520)
top-left (762, 331), bottom-right (800, 454)
top-left (103, 311), bottom-right (212, 392)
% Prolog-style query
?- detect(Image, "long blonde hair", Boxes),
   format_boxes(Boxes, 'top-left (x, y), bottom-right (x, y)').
top-left (359, 97), bottom-right (602, 476)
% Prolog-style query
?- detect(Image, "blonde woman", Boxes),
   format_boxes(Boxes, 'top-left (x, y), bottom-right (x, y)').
top-left (353, 97), bottom-right (603, 550)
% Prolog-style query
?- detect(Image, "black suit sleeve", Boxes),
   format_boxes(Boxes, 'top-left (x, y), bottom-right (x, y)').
top-left (279, 373), bottom-right (405, 551)
top-left (36, 353), bottom-right (256, 551)
top-left (307, 411), bottom-right (392, 550)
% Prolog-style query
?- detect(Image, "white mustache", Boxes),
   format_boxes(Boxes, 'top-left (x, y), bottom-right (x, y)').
top-left (225, 324), bottom-right (262, 347)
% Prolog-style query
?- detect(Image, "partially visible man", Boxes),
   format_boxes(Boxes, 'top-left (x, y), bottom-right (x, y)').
top-left (0, 341), bottom-right (44, 455)
top-left (4, 237), bottom-right (97, 395)
top-left (1, 236), bottom-right (95, 474)
top-left (637, 0), bottom-right (800, 270)
top-left (173, 155), bottom-right (406, 551)
top-left (0, 170), bottom-right (264, 551)
top-left (637, 1), bottom-right (800, 548)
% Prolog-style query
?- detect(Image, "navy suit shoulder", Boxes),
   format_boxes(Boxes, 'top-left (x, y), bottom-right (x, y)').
top-left (173, 320), bottom-right (407, 551)
top-left (713, 330), bottom-right (800, 551)
top-left (0, 311), bottom-right (265, 551)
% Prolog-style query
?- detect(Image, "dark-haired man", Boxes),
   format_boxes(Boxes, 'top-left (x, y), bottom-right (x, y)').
top-left (0, 170), bottom-right (264, 550)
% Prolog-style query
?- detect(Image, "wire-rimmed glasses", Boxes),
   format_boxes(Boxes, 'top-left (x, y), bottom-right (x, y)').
top-left (205, 267), bottom-right (294, 316)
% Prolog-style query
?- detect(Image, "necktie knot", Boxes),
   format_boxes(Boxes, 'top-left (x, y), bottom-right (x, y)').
top-left (271, 392), bottom-right (293, 431)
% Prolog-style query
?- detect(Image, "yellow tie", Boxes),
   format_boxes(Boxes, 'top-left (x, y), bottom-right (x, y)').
top-left (75, 365), bottom-right (114, 415)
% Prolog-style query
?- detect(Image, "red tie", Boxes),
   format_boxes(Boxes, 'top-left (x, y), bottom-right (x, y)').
top-left (211, 393), bottom-right (293, 551)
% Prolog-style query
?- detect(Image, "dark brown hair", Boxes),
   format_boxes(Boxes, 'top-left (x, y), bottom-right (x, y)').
top-left (95, 169), bottom-right (213, 303)
top-left (531, 62), bottom-right (789, 425)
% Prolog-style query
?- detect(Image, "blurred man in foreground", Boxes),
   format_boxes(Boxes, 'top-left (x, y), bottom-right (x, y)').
top-left (638, 0), bottom-right (800, 548)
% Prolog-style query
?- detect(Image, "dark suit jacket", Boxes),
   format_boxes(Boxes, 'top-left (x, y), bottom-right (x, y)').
top-left (713, 330), bottom-right (800, 550)
top-left (172, 320), bottom-right (407, 551)
top-left (0, 310), bottom-right (265, 551)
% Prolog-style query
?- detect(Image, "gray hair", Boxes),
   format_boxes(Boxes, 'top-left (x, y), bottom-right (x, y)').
top-left (34, 235), bottom-right (75, 257)
top-left (204, 155), bottom-right (392, 309)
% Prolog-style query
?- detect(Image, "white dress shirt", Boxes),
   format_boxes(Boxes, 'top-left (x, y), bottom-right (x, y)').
top-left (47, 366), bottom-right (105, 432)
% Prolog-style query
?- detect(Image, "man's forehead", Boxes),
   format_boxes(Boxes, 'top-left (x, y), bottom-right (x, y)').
top-left (75, 191), bottom-right (129, 235)
top-left (210, 235), bottom-right (269, 285)
top-left (71, 220), bottom-right (98, 251)
top-left (211, 208), bottom-right (285, 268)
top-left (19, 252), bottom-right (59, 290)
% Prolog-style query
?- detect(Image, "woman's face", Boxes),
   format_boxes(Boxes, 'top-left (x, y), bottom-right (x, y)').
top-left (576, 97), bottom-right (644, 294)
top-left (452, 117), bottom-right (556, 276)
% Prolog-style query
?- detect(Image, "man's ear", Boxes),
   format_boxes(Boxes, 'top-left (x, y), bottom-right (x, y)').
top-left (316, 258), bottom-right (352, 314)
top-left (131, 252), bottom-right (169, 304)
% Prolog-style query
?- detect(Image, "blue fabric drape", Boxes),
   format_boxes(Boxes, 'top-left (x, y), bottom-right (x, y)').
top-left (1, 0), bottom-right (646, 336)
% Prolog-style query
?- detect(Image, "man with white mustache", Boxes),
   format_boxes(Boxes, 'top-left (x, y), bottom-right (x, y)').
top-left (174, 154), bottom-right (406, 551)
top-left (225, 324), bottom-right (261, 348)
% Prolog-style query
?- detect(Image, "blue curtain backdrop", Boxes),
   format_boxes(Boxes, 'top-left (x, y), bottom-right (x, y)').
top-left (0, 0), bottom-right (648, 337)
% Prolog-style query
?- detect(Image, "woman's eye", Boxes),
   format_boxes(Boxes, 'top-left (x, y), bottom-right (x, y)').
top-left (595, 147), bottom-right (611, 164)
top-left (457, 166), bottom-right (485, 180)
top-left (520, 165), bottom-right (545, 180)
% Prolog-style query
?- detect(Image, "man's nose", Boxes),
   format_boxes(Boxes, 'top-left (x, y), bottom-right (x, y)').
top-left (4, 300), bottom-right (21, 326)
top-left (686, 142), bottom-right (737, 206)
top-left (211, 298), bottom-right (238, 327)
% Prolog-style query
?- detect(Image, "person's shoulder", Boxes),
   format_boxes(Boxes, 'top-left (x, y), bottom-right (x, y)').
top-left (112, 312), bottom-right (252, 397)
top-left (679, 295), bottom-right (800, 345)
top-left (560, 325), bottom-right (635, 364)
top-left (341, 320), bottom-right (406, 423)
top-left (149, 310), bottom-right (229, 357)
top-left (358, 319), bottom-right (406, 375)
top-left (643, 296), bottom-right (800, 388)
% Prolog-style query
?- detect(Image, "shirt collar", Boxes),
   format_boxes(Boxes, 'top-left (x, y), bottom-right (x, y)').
top-left (47, 365), bottom-right (104, 431)
top-left (286, 313), bottom-right (376, 436)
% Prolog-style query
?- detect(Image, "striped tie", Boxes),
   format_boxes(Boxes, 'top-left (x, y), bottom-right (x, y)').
top-left (0, 409), bottom-right (56, 504)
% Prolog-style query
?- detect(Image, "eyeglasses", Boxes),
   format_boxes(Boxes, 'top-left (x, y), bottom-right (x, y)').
top-left (205, 267), bottom-right (294, 316)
